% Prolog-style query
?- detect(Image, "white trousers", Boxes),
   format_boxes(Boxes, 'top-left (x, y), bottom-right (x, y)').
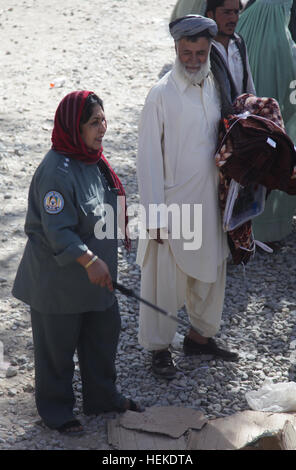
top-left (138, 240), bottom-right (227, 351)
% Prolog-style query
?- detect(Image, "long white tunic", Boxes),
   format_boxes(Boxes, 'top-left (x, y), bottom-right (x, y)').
top-left (136, 65), bottom-right (229, 283)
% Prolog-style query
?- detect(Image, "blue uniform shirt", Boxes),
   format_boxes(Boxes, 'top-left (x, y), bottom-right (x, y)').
top-left (12, 150), bottom-right (119, 314)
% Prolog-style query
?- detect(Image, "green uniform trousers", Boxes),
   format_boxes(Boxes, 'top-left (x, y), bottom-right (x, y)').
top-left (30, 299), bottom-right (125, 429)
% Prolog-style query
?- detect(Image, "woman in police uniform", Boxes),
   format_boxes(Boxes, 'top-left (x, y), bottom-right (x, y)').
top-left (12, 91), bottom-right (142, 436)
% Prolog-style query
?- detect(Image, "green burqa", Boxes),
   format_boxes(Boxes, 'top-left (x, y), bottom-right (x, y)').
top-left (237, 0), bottom-right (296, 242)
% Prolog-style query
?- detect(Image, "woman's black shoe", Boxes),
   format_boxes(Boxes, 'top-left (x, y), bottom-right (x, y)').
top-left (151, 349), bottom-right (177, 379)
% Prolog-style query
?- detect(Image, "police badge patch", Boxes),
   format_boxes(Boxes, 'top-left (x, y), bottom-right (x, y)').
top-left (44, 191), bottom-right (64, 214)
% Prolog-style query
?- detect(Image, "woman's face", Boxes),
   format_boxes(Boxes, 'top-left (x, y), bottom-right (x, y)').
top-left (80, 104), bottom-right (107, 151)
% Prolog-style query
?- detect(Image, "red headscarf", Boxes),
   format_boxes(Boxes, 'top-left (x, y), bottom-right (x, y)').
top-left (51, 90), bottom-right (131, 250)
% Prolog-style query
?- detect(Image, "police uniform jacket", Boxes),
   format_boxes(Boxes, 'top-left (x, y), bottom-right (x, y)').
top-left (12, 150), bottom-right (118, 314)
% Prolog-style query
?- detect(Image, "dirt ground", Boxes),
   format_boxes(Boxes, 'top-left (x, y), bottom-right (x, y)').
top-left (0, 0), bottom-right (177, 449)
top-left (1, 0), bottom-right (296, 454)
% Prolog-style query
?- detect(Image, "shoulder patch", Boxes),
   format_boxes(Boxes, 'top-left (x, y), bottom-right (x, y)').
top-left (43, 190), bottom-right (64, 214)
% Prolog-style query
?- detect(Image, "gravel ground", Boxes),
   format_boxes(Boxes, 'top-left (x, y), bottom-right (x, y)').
top-left (1, 0), bottom-right (296, 451)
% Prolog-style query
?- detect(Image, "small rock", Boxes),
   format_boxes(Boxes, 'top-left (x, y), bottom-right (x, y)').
top-left (17, 356), bottom-right (27, 365)
top-left (213, 404), bottom-right (222, 413)
top-left (6, 367), bottom-right (18, 378)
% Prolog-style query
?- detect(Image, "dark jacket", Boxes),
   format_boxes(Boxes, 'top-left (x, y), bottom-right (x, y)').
top-left (210, 33), bottom-right (250, 117)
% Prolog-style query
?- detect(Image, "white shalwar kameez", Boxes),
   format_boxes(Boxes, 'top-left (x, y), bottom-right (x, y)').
top-left (136, 64), bottom-right (229, 351)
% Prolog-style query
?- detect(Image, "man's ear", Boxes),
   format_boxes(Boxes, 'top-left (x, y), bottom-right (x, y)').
top-left (207, 10), bottom-right (215, 20)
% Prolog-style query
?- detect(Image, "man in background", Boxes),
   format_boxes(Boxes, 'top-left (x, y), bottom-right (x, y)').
top-left (206, 0), bottom-right (255, 115)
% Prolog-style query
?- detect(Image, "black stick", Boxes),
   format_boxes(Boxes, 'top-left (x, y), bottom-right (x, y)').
top-left (113, 280), bottom-right (187, 327)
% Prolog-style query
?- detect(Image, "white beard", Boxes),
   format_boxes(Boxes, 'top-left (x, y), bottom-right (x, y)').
top-left (175, 55), bottom-right (211, 86)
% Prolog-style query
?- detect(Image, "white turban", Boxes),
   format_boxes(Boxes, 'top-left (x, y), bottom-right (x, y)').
top-left (169, 14), bottom-right (218, 41)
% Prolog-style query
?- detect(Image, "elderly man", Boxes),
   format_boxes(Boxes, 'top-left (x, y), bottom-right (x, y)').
top-left (136, 15), bottom-right (238, 380)
top-left (171, 0), bottom-right (256, 116)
